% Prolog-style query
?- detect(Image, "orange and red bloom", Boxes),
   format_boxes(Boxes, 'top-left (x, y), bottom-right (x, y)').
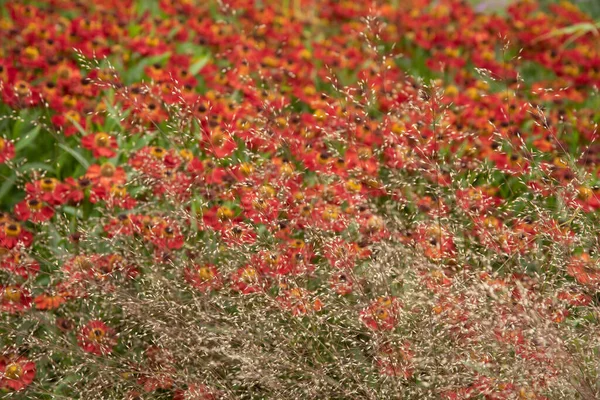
top-left (0, 354), bottom-right (36, 391)
top-left (77, 320), bottom-right (116, 356)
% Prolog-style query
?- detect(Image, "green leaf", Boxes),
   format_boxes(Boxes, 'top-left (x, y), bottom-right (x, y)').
top-left (19, 162), bottom-right (56, 173)
top-left (535, 21), bottom-right (600, 46)
top-left (0, 173), bottom-right (16, 200)
top-left (189, 54), bottom-right (212, 75)
top-left (124, 52), bottom-right (171, 84)
top-left (66, 115), bottom-right (89, 136)
top-left (58, 143), bottom-right (90, 169)
top-left (15, 127), bottom-right (41, 154)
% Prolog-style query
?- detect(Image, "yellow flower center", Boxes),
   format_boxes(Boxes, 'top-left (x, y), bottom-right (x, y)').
top-left (358, 147), bottom-right (372, 160)
top-left (162, 226), bottom-right (175, 238)
top-left (375, 308), bottom-right (389, 320)
top-left (579, 186), bottom-right (594, 201)
top-left (4, 223), bottom-right (21, 237)
top-left (217, 206), bottom-right (234, 220)
top-left (240, 267), bottom-right (258, 283)
top-left (322, 206), bottom-right (340, 221)
top-left (179, 149), bottom-right (193, 162)
top-left (198, 266), bottom-right (214, 281)
top-left (40, 178), bottom-right (57, 192)
top-left (211, 132), bottom-right (225, 146)
top-left (88, 328), bottom-right (106, 342)
top-left (377, 297), bottom-right (394, 308)
top-left (280, 162), bottom-right (294, 176)
top-left (94, 132), bottom-right (111, 147)
top-left (0, 137), bottom-right (5, 152)
top-left (346, 179), bottom-right (362, 193)
top-left (4, 363), bottom-right (23, 380)
top-left (290, 239), bottom-right (304, 249)
top-left (4, 286), bottom-right (22, 302)
top-left (366, 215), bottom-right (384, 232)
top-left (110, 184), bottom-right (126, 198)
top-left (14, 81), bottom-right (30, 96)
top-left (239, 163), bottom-right (254, 176)
top-left (252, 198), bottom-right (267, 211)
top-left (100, 162), bottom-right (116, 178)
top-left (150, 146), bottom-right (166, 159)
top-left (259, 185), bottom-right (275, 198)
top-left (27, 199), bottom-right (43, 210)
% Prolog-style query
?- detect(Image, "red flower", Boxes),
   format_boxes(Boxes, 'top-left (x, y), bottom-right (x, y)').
top-left (94, 184), bottom-right (137, 210)
top-left (34, 292), bottom-right (67, 310)
top-left (230, 265), bottom-right (265, 294)
top-left (0, 250), bottom-right (39, 279)
top-left (61, 177), bottom-right (96, 204)
top-left (330, 271), bottom-right (354, 295)
top-left (150, 221), bottom-right (185, 250)
top-left (374, 341), bottom-right (414, 378)
top-left (13, 198), bottom-right (54, 223)
top-left (184, 264), bottom-right (223, 292)
top-left (276, 287), bottom-right (323, 316)
top-left (1, 285), bottom-right (32, 314)
top-left (25, 178), bottom-right (67, 206)
top-left (202, 127), bottom-right (237, 159)
top-left (0, 354), bottom-right (36, 391)
top-left (81, 132), bottom-right (118, 158)
top-left (360, 296), bottom-right (400, 331)
top-left (0, 222), bottom-right (34, 249)
top-left (85, 162), bottom-right (127, 188)
top-left (566, 253), bottom-right (600, 287)
top-left (220, 223), bottom-right (257, 246)
top-left (0, 137), bottom-right (15, 163)
top-left (77, 320), bottom-right (116, 356)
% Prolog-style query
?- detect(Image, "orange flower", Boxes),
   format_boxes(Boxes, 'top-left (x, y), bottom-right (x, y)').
top-left (77, 320), bottom-right (116, 356)
top-left (85, 162), bottom-right (127, 188)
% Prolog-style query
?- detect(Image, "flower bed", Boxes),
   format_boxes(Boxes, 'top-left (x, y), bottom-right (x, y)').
top-left (1, 0), bottom-right (600, 398)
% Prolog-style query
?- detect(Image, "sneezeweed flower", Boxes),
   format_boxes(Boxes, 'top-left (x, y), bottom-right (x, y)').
top-left (0, 354), bottom-right (36, 391)
top-left (374, 341), bottom-right (414, 378)
top-left (77, 320), bottom-right (116, 356)
top-left (0, 221), bottom-right (34, 249)
top-left (81, 132), bottom-right (118, 158)
top-left (323, 238), bottom-right (359, 270)
top-left (184, 264), bottom-right (222, 292)
top-left (0, 137), bottom-right (15, 163)
top-left (150, 221), bottom-right (185, 250)
top-left (360, 296), bottom-right (401, 331)
top-left (13, 198), bottom-right (54, 223)
top-left (0, 250), bottom-right (39, 279)
top-left (1, 285), bottom-right (32, 314)
top-left (330, 271), bottom-right (354, 295)
top-left (61, 177), bottom-right (97, 204)
top-left (85, 162), bottom-right (127, 188)
top-left (566, 253), bottom-right (600, 288)
top-left (221, 223), bottom-right (257, 246)
top-left (104, 214), bottom-right (136, 237)
top-left (557, 290), bottom-right (592, 307)
top-left (56, 317), bottom-right (75, 333)
top-left (137, 346), bottom-right (176, 392)
top-left (34, 290), bottom-right (68, 310)
top-left (230, 265), bottom-right (265, 294)
top-left (100, 184), bottom-right (137, 210)
top-left (413, 224), bottom-right (455, 261)
top-left (25, 178), bottom-right (67, 206)
top-left (276, 287), bottom-right (323, 316)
